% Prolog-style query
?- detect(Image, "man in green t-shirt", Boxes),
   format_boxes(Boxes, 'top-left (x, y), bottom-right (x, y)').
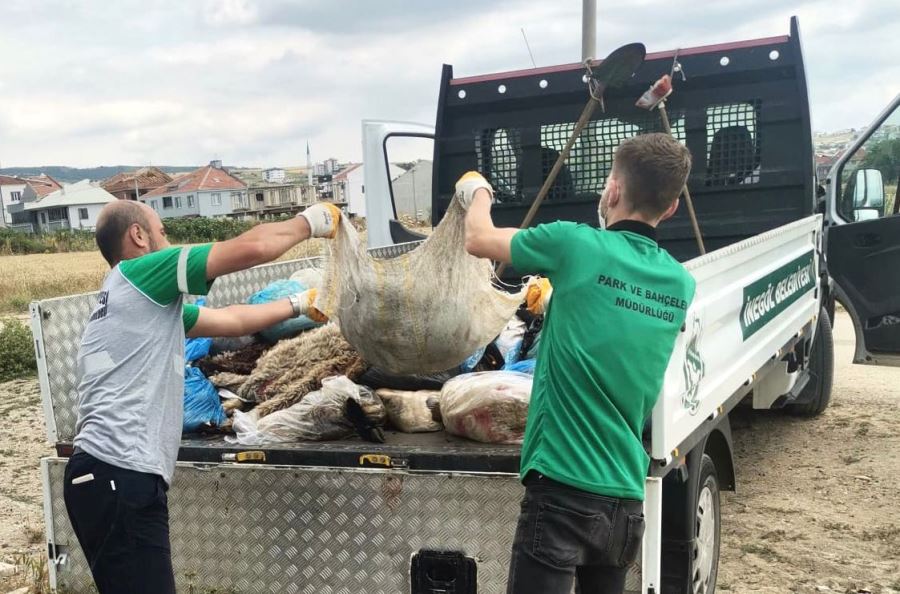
top-left (64, 199), bottom-right (339, 594)
top-left (457, 133), bottom-right (696, 594)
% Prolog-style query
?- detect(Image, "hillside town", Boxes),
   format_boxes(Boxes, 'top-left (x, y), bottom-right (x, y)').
top-left (0, 143), bottom-right (434, 233)
top-left (813, 121), bottom-right (900, 178)
top-left (2, 121), bottom-right (893, 236)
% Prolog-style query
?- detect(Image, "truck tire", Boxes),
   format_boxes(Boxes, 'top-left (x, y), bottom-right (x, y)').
top-left (788, 308), bottom-right (834, 417)
top-left (690, 454), bottom-right (720, 594)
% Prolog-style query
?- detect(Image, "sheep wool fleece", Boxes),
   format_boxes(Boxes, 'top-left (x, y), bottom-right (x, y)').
top-left (73, 244), bottom-right (212, 485)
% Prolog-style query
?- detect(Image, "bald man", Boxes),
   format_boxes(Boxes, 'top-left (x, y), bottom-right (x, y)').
top-left (63, 200), bottom-right (340, 594)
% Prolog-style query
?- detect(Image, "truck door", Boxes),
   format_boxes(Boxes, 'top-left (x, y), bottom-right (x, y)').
top-left (361, 120), bottom-right (434, 248)
top-left (826, 94), bottom-right (900, 365)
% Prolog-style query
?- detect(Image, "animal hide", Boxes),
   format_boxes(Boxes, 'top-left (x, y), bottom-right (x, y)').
top-left (239, 323), bottom-right (368, 418)
top-left (208, 372), bottom-right (250, 393)
top-left (197, 342), bottom-right (270, 377)
top-left (375, 389), bottom-right (442, 433)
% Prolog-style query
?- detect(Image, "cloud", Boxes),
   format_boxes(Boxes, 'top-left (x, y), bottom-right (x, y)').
top-left (0, 0), bottom-right (896, 167)
top-left (203, 0), bottom-right (259, 26)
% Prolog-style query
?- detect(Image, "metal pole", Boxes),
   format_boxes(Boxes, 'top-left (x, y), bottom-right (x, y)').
top-left (582, 0), bottom-right (597, 62)
top-left (658, 104), bottom-right (706, 255)
top-left (411, 167), bottom-right (418, 223)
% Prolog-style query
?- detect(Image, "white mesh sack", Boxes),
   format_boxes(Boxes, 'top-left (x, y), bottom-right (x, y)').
top-left (317, 198), bottom-right (525, 374)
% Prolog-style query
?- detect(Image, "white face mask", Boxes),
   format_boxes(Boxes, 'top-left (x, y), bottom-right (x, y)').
top-left (598, 185), bottom-right (610, 230)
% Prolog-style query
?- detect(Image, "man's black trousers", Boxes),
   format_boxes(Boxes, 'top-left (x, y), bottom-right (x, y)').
top-left (507, 472), bottom-right (645, 594)
top-left (63, 451), bottom-right (175, 594)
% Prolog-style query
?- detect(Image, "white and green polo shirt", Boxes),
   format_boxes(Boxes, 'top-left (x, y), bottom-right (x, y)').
top-left (73, 244), bottom-right (213, 485)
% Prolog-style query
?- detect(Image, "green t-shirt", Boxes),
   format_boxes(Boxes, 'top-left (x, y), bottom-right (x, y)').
top-left (119, 244), bottom-right (214, 332)
top-left (511, 221), bottom-right (695, 500)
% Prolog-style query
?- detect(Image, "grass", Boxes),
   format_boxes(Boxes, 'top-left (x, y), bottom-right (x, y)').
top-left (0, 242), bottom-right (334, 314)
top-left (0, 318), bottom-right (38, 381)
top-left (8, 551), bottom-right (51, 594)
top-left (0, 251), bottom-right (108, 314)
top-left (0, 246), bottom-right (319, 315)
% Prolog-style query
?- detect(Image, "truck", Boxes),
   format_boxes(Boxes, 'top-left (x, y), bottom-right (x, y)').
top-left (32, 16), bottom-right (900, 594)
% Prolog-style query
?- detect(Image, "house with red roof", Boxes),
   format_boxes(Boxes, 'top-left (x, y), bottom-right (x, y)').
top-left (140, 161), bottom-right (248, 219)
top-left (8, 180), bottom-right (116, 233)
top-left (6, 174), bottom-right (65, 229)
top-left (20, 174), bottom-right (64, 202)
top-left (101, 166), bottom-right (173, 201)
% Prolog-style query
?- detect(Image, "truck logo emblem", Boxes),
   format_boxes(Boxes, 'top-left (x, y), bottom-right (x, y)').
top-left (682, 315), bottom-right (705, 415)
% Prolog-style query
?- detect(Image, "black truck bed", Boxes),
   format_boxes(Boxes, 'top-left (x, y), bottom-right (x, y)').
top-left (58, 431), bottom-right (522, 474)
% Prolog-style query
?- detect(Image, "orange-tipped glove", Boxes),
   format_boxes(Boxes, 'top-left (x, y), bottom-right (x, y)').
top-left (289, 288), bottom-right (328, 323)
top-left (298, 202), bottom-right (342, 239)
top-left (525, 277), bottom-right (553, 315)
top-left (454, 171), bottom-right (494, 209)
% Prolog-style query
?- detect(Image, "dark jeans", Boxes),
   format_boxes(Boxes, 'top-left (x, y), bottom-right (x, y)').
top-left (63, 451), bottom-right (175, 594)
top-left (507, 472), bottom-right (645, 594)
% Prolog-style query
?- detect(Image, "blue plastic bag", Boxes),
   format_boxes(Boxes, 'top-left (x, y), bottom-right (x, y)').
top-left (504, 358), bottom-right (536, 375)
top-left (247, 279), bottom-right (323, 342)
top-left (502, 340), bottom-right (523, 368)
top-left (460, 346), bottom-right (487, 373)
top-left (185, 298), bottom-right (212, 362)
top-left (185, 337), bottom-right (212, 362)
top-left (183, 366), bottom-right (227, 432)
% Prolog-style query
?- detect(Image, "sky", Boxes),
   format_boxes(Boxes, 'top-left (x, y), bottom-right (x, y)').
top-left (0, 0), bottom-right (897, 168)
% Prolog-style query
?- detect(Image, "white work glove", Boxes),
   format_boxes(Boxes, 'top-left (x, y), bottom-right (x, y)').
top-left (298, 203), bottom-right (342, 239)
top-left (288, 288), bottom-right (328, 323)
top-left (454, 171), bottom-right (494, 209)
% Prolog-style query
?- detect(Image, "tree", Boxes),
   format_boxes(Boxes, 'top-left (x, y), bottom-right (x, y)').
top-left (861, 137), bottom-right (900, 178)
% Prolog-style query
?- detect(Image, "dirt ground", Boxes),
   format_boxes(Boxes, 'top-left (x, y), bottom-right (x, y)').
top-left (0, 311), bottom-right (898, 593)
top-left (717, 312), bottom-right (900, 594)
top-left (0, 379), bottom-right (52, 593)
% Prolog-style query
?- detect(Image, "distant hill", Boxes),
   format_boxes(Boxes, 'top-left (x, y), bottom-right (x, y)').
top-left (0, 165), bottom-right (199, 184)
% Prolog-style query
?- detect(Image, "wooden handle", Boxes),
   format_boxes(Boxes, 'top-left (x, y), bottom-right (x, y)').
top-left (496, 96), bottom-right (600, 277)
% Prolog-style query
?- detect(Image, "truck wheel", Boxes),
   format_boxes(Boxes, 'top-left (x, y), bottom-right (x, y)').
top-left (691, 454), bottom-right (720, 594)
top-left (788, 308), bottom-right (834, 417)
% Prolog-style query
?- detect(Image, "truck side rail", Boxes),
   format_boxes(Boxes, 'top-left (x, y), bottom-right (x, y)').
top-left (651, 214), bottom-right (822, 461)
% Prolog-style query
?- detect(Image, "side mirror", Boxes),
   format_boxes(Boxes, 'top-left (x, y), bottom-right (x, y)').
top-left (853, 168), bottom-right (885, 208)
top-left (816, 184), bottom-right (826, 199)
top-left (852, 168), bottom-right (885, 221)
